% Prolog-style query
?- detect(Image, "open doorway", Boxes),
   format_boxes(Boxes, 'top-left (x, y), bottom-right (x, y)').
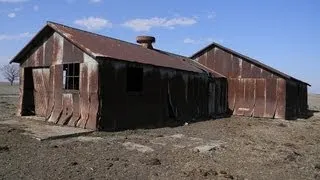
top-left (22, 67), bottom-right (35, 115)
top-left (21, 67), bottom-right (50, 116)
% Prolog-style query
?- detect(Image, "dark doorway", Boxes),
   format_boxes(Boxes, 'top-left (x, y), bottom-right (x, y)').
top-left (22, 68), bottom-right (35, 115)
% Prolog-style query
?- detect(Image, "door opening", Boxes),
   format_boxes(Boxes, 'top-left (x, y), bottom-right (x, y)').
top-left (22, 68), bottom-right (35, 115)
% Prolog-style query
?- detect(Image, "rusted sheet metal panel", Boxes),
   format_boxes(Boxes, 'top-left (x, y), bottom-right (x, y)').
top-left (197, 52), bottom-right (206, 67)
top-left (63, 38), bottom-right (84, 63)
top-left (48, 65), bottom-right (63, 123)
top-left (261, 69), bottom-right (272, 78)
top-left (275, 78), bottom-right (286, 119)
top-left (21, 34), bottom-right (53, 68)
top-left (206, 48), bottom-right (215, 72)
top-left (58, 93), bottom-right (73, 125)
top-left (251, 64), bottom-right (261, 78)
top-left (45, 66), bottom-right (55, 119)
top-left (68, 93), bottom-right (80, 126)
top-left (230, 56), bottom-right (241, 78)
top-left (77, 63), bottom-right (89, 128)
top-left (264, 79), bottom-right (277, 118)
top-left (243, 79), bottom-right (255, 116)
top-left (85, 63), bottom-right (99, 130)
top-left (214, 48), bottom-right (231, 76)
top-left (52, 32), bottom-right (63, 65)
top-left (17, 68), bottom-right (24, 116)
top-left (227, 79), bottom-right (236, 111)
top-left (190, 42), bottom-right (309, 86)
top-left (44, 35), bottom-right (54, 66)
top-left (241, 60), bottom-right (252, 78)
top-left (233, 79), bottom-right (245, 115)
top-left (232, 79), bottom-right (255, 116)
top-left (253, 79), bottom-right (266, 117)
top-left (32, 68), bottom-right (49, 117)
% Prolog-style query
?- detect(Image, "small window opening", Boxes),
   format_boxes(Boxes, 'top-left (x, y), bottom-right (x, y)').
top-left (126, 66), bottom-right (143, 92)
top-left (63, 63), bottom-right (80, 90)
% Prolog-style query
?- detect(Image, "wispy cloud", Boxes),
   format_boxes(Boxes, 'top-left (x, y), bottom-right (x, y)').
top-left (0, 32), bottom-right (33, 40)
top-left (33, 5), bottom-right (39, 11)
top-left (67, 0), bottom-right (102, 3)
top-left (89, 0), bottom-right (101, 3)
top-left (207, 11), bottom-right (216, 19)
top-left (13, 7), bottom-right (22, 11)
top-left (74, 17), bottom-right (112, 30)
top-left (7, 12), bottom-right (16, 18)
top-left (0, 0), bottom-right (28, 2)
top-left (122, 16), bottom-right (197, 32)
top-left (183, 37), bottom-right (223, 44)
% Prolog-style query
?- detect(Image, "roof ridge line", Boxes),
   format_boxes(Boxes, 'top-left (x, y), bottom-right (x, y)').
top-left (47, 21), bottom-right (158, 52)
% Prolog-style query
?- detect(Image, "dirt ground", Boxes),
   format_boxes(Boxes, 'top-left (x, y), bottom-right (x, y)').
top-left (0, 92), bottom-right (320, 180)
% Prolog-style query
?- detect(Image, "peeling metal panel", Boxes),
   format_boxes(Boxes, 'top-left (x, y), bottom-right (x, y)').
top-left (52, 32), bottom-right (64, 65)
top-left (45, 66), bottom-right (55, 119)
top-left (48, 64), bottom-right (63, 123)
top-left (243, 79), bottom-right (255, 117)
top-left (58, 93), bottom-right (73, 125)
top-left (233, 79), bottom-right (245, 115)
top-left (32, 68), bottom-right (49, 117)
top-left (77, 63), bottom-right (89, 128)
top-left (67, 93), bottom-right (80, 126)
top-left (227, 79), bottom-right (237, 111)
top-left (275, 79), bottom-right (286, 118)
top-left (194, 44), bottom-right (308, 119)
top-left (63, 38), bottom-right (83, 63)
top-left (44, 35), bottom-right (54, 66)
top-left (253, 79), bottom-right (266, 117)
top-left (86, 63), bottom-right (99, 130)
top-left (264, 79), bottom-right (277, 118)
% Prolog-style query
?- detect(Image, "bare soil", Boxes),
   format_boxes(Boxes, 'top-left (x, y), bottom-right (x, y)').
top-left (0, 92), bottom-right (320, 180)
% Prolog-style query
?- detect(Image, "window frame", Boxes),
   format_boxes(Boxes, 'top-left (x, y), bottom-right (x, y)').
top-left (63, 63), bottom-right (80, 91)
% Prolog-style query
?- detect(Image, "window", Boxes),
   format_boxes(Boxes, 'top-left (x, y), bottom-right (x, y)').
top-left (126, 66), bottom-right (143, 92)
top-left (63, 63), bottom-right (79, 90)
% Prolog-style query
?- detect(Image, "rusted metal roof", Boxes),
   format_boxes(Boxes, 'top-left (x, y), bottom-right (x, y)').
top-left (51, 22), bottom-right (211, 74)
top-left (11, 22), bottom-right (226, 76)
top-left (190, 42), bottom-right (310, 86)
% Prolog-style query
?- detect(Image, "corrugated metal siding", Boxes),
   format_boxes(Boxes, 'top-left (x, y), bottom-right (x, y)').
top-left (229, 78), bottom-right (286, 119)
top-left (196, 47), bottom-right (278, 79)
top-left (18, 32), bottom-right (99, 130)
top-left (98, 59), bottom-right (227, 130)
top-left (286, 81), bottom-right (308, 119)
top-left (17, 30), bottom-right (228, 130)
top-left (195, 46), bottom-right (289, 119)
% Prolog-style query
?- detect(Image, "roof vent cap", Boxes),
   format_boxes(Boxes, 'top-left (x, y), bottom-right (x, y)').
top-left (136, 36), bottom-right (155, 49)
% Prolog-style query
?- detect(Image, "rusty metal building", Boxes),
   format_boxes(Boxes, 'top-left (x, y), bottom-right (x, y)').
top-left (10, 22), bottom-right (228, 130)
top-left (191, 42), bottom-right (310, 119)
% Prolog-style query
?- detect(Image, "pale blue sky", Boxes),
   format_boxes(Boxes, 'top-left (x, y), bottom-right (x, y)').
top-left (0, 0), bottom-right (319, 93)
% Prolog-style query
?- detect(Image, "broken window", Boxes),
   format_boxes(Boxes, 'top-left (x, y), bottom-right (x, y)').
top-left (63, 63), bottom-right (80, 90)
top-left (126, 66), bottom-right (143, 92)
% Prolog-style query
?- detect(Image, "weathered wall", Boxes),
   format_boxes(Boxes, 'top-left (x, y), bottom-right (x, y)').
top-left (286, 81), bottom-right (308, 119)
top-left (194, 46), bottom-right (288, 119)
top-left (99, 59), bottom-right (227, 130)
top-left (18, 32), bottom-right (99, 130)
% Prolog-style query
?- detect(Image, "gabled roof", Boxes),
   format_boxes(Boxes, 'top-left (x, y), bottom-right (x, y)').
top-left (190, 42), bottom-right (310, 86)
top-left (11, 21), bottom-right (223, 77)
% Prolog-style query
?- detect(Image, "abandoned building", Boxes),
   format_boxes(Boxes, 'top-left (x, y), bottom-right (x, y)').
top-left (10, 21), bottom-right (228, 130)
top-left (191, 42), bottom-right (310, 119)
